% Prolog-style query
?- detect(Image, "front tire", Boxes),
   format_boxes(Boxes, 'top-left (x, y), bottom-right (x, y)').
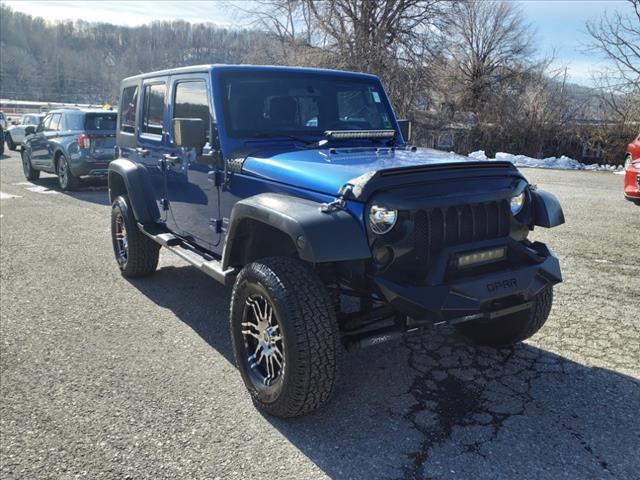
top-left (57, 154), bottom-right (79, 191)
top-left (230, 257), bottom-right (339, 417)
top-left (455, 287), bottom-right (553, 347)
top-left (111, 195), bottom-right (160, 277)
top-left (21, 150), bottom-right (40, 181)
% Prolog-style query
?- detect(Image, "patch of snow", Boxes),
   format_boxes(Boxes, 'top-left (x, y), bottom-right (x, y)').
top-left (25, 185), bottom-right (59, 194)
top-left (467, 150), bottom-right (624, 173)
top-left (0, 191), bottom-right (21, 200)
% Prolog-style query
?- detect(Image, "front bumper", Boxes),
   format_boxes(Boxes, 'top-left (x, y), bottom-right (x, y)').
top-left (373, 240), bottom-right (561, 322)
top-left (624, 168), bottom-right (640, 199)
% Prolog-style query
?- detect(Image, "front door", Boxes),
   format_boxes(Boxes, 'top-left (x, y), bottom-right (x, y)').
top-left (31, 113), bottom-right (60, 169)
top-left (165, 75), bottom-right (221, 252)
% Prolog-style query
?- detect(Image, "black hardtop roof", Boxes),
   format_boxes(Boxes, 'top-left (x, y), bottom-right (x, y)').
top-left (121, 64), bottom-right (379, 84)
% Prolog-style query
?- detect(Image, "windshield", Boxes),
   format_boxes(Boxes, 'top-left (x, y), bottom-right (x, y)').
top-left (219, 71), bottom-right (394, 139)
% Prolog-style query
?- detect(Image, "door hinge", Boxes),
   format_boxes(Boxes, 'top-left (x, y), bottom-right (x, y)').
top-left (209, 218), bottom-right (228, 234)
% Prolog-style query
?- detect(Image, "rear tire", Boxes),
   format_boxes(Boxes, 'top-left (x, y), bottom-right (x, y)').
top-left (455, 287), bottom-right (553, 347)
top-left (57, 154), bottom-right (79, 191)
top-left (21, 150), bottom-right (40, 181)
top-left (111, 195), bottom-right (160, 277)
top-left (230, 257), bottom-right (339, 417)
top-left (6, 134), bottom-right (16, 151)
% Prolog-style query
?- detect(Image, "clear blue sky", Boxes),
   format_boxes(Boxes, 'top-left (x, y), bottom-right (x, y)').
top-left (2, 0), bottom-right (628, 86)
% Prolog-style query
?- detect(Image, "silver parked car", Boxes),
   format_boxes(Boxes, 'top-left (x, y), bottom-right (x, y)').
top-left (5, 113), bottom-right (44, 150)
top-left (5, 113), bottom-right (45, 150)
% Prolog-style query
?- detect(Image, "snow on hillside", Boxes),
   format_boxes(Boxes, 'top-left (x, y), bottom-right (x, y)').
top-left (467, 151), bottom-right (625, 173)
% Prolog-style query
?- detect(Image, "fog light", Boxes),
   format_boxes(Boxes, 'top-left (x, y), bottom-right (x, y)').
top-left (373, 245), bottom-right (394, 266)
top-left (457, 247), bottom-right (506, 268)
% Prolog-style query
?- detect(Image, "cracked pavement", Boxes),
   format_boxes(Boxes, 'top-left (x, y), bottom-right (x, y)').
top-left (1, 148), bottom-right (639, 479)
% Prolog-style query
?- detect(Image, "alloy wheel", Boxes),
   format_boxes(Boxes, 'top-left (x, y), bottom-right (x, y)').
top-left (113, 213), bottom-right (128, 265)
top-left (58, 158), bottom-right (68, 189)
top-left (241, 294), bottom-right (285, 387)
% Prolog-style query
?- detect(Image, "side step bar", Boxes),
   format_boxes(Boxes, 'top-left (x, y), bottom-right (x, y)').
top-left (138, 224), bottom-right (236, 287)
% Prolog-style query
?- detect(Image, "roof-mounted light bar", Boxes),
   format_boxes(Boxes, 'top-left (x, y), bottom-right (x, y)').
top-left (324, 129), bottom-right (396, 140)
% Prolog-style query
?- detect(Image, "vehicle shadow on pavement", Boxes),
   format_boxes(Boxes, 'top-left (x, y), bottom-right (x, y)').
top-left (126, 264), bottom-right (640, 480)
top-left (30, 175), bottom-right (110, 205)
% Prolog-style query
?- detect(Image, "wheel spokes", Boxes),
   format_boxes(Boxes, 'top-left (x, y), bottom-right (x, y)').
top-left (242, 293), bottom-right (285, 387)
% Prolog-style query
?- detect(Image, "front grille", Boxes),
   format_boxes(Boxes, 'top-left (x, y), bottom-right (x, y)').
top-left (413, 200), bottom-right (511, 275)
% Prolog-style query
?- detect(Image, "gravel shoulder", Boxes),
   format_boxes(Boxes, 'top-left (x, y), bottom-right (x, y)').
top-left (1, 149), bottom-right (638, 479)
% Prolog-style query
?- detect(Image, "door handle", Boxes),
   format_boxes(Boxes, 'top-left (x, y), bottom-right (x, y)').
top-left (136, 147), bottom-right (150, 157)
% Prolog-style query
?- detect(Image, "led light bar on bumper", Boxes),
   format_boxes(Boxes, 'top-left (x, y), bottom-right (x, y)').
top-left (457, 247), bottom-right (507, 269)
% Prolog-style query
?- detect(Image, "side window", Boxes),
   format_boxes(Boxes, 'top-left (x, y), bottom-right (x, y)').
top-left (39, 114), bottom-right (51, 132)
top-left (142, 83), bottom-right (165, 136)
top-left (46, 114), bottom-right (61, 132)
top-left (120, 85), bottom-right (138, 134)
top-left (173, 81), bottom-right (211, 142)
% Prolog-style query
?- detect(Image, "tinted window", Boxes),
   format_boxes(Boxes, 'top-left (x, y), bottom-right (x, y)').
top-left (142, 83), bottom-right (165, 136)
top-left (120, 85), bottom-right (138, 134)
top-left (86, 113), bottom-right (117, 131)
top-left (173, 81), bottom-right (210, 140)
top-left (220, 72), bottom-right (393, 138)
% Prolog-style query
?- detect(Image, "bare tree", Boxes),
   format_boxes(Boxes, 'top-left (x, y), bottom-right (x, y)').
top-left (241, 0), bottom-right (451, 116)
top-left (587, 0), bottom-right (640, 93)
top-left (442, 0), bottom-right (537, 112)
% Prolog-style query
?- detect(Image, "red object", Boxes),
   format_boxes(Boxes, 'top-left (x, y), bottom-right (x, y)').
top-left (624, 161), bottom-right (640, 203)
top-left (626, 130), bottom-right (640, 164)
top-left (77, 133), bottom-right (91, 149)
top-left (624, 130), bottom-right (640, 203)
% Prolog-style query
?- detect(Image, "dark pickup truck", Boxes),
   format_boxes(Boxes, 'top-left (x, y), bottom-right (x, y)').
top-left (108, 65), bottom-right (564, 417)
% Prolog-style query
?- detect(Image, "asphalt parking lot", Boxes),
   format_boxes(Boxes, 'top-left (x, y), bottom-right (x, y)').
top-left (1, 147), bottom-right (639, 480)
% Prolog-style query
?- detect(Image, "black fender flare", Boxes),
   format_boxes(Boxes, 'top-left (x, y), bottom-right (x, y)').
top-left (108, 158), bottom-right (160, 223)
top-left (222, 193), bottom-right (371, 268)
top-left (531, 189), bottom-right (565, 228)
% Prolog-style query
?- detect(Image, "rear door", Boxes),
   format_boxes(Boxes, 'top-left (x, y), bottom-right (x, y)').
top-left (117, 79), bottom-right (169, 218)
top-left (165, 74), bottom-right (221, 251)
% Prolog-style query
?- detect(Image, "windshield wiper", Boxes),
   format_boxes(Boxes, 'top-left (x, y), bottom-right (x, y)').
top-left (249, 132), bottom-right (318, 146)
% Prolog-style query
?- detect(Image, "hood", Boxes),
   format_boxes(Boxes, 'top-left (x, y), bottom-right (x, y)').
top-left (241, 146), bottom-right (484, 197)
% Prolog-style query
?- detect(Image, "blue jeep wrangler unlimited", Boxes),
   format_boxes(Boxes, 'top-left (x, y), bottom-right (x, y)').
top-left (109, 65), bottom-right (564, 417)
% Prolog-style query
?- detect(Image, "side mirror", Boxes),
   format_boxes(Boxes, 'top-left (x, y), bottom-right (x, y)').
top-left (172, 118), bottom-right (206, 152)
top-left (12, 120), bottom-right (19, 126)
top-left (397, 119), bottom-right (412, 143)
top-left (24, 126), bottom-right (36, 135)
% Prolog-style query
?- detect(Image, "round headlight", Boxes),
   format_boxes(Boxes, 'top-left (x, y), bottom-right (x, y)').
top-left (369, 205), bottom-right (398, 234)
top-left (510, 191), bottom-right (525, 215)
